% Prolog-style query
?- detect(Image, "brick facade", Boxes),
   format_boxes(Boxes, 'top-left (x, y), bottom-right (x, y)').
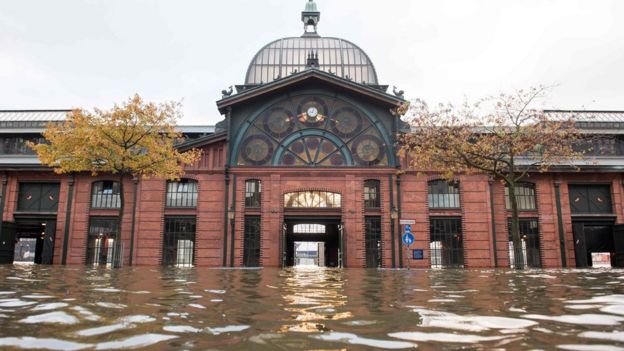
top-left (2, 162), bottom-right (622, 268)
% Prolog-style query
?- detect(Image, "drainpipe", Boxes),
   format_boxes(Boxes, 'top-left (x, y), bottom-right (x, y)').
top-left (0, 173), bottom-right (7, 250)
top-left (388, 175), bottom-right (396, 268)
top-left (229, 175), bottom-right (237, 267)
top-left (396, 175), bottom-right (403, 268)
top-left (488, 177), bottom-right (498, 267)
top-left (222, 107), bottom-right (232, 267)
top-left (554, 177), bottom-right (567, 267)
top-left (61, 174), bottom-right (75, 265)
top-left (128, 176), bottom-right (139, 266)
top-left (223, 171), bottom-right (230, 266)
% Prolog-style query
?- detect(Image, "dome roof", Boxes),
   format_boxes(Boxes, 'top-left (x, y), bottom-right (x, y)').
top-left (245, 36), bottom-right (379, 85)
top-left (304, 0), bottom-right (318, 12)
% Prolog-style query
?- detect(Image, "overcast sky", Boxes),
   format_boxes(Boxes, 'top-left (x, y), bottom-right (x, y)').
top-left (1, 0), bottom-right (623, 125)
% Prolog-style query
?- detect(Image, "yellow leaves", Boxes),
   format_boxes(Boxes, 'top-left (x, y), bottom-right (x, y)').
top-left (399, 86), bottom-right (583, 177)
top-left (29, 95), bottom-right (201, 180)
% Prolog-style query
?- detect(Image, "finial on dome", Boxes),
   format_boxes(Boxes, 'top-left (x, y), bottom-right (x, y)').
top-left (301, 0), bottom-right (320, 37)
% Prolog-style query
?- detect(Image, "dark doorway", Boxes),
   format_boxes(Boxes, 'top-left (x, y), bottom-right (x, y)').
top-left (572, 221), bottom-right (616, 268)
top-left (282, 217), bottom-right (341, 268)
top-left (13, 217), bottom-right (56, 265)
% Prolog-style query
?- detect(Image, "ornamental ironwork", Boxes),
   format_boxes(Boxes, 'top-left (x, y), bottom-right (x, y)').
top-left (235, 95), bottom-right (390, 167)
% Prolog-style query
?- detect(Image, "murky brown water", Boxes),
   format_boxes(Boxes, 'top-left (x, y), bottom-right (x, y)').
top-left (0, 266), bottom-right (623, 350)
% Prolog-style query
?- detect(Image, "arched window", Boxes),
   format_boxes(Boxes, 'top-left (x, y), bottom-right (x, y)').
top-left (284, 191), bottom-right (341, 208)
top-left (505, 183), bottom-right (537, 210)
top-left (166, 179), bottom-right (198, 208)
top-left (364, 180), bottom-right (380, 208)
top-left (428, 180), bottom-right (460, 209)
top-left (245, 180), bottom-right (262, 208)
top-left (91, 181), bottom-right (121, 209)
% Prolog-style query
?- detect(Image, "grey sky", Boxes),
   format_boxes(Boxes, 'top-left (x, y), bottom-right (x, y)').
top-left (1, 0), bottom-right (623, 125)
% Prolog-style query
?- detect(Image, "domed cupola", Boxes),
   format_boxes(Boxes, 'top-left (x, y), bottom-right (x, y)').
top-left (302, 0), bottom-right (321, 36)
top-left (245, 0), bottom-right (379, 86)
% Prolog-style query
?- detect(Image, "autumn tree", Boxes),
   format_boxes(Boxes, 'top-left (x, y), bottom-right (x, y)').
top-left (30, 95), bottom-right (201, 266)
top-left (399, 86), bottom-right (583, 269)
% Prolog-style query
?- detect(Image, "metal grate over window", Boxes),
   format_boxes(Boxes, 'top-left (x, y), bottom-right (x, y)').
top-left (243, 216), bottom-right (261, 267)
top-left (364, 180), bottom-right (380, 208)
top-left (429, 217), bottom-right (464, 268)
top-left (86, 217), bottom-right (119, 266)
top-left (166, 179), bottom-right (198, 208)
top-left (293, 224), bottom-right (326, 233)
top-left (508, 218), bottom-right (541, 268)
top-left (162, 216), bottom-right (196, 267)
top-left (245, 180), bottom-right (262, 208)
top-left (91, 181), bottom-right (121, 209)
top-left (505, 183), bottom-right (537, 210)
top-left (428, 180), bottom-right (460, 209)
top-left (364, 216), bottom-right (382, 268)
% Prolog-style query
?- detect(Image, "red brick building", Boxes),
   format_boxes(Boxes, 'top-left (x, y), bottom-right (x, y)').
top-left (1, 1), bottom-right (623, 269)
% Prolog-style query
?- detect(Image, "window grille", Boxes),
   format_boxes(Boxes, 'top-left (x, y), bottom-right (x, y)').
top-left (508, 218), bottom-right (541, 268)
top-left (243, 216), bottom-right (261, 267)
top-left (162, 216), bottom-right (196, 267)
top-left (293, 224), bottom-right (326, 233)
top-left (365, 216), bottom-right (382, 268)
top-left (364, 180), bottom-right (380, 208)
top-left (91, 181), bottom-right (121, 209)
top-left (284, 191), bottom-right (341, 208)
top-left (429, 217), bottom-right (464, 268)
top-left (166, 179), bottom-right (198, 208)
top-left (86, 217), bottom-right (119, 266)
top-left (245, 180), bottom-right (262, 208)
top-left (428, 180), bottom-right (460, 209)
top-left (505, 183), bottom-right (537, 210)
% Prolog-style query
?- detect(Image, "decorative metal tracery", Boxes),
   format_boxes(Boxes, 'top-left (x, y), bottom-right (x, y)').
top-left (236, 95), bottom-right (390, 167)
top-left (284, 191), bottom-right (341, 208)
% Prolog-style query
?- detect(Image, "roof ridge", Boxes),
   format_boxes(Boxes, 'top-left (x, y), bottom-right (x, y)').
top-left (0, 109), bottom-right (72, 112)
top-left (545, 109), bottom-right (624, 113)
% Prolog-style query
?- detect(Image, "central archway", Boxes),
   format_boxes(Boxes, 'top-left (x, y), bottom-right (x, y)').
top-left (281, 190), bottom-right (344, 268)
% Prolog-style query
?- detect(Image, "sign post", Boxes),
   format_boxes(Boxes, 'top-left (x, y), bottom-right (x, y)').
top-left (401, 223), bottom-right (415, 270)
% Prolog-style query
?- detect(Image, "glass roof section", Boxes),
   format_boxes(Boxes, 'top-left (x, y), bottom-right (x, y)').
top-left (245, 37), bottom-right (379, 85)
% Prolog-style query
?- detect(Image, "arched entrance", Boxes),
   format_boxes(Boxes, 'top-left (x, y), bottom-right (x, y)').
top-left (281, 191), bottom-right (344, 268)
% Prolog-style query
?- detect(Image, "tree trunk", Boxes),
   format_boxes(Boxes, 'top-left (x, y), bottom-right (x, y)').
top-left (507, 179), bottom-right (525, 270)
top-left (114, 173), bottom-right (125, 268)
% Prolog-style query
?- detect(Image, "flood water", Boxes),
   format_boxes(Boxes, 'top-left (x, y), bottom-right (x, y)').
top-left (0, 266), bottom-right (623, 350)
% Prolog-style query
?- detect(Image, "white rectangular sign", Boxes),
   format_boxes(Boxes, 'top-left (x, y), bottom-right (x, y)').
top-left (399, 219), bottom-right (415, 225)
top-left (591, 252), bottom-right (612, 268)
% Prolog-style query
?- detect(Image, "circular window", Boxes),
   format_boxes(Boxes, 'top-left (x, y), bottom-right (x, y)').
top-left (297, 97), bottom-right (328, 127)
top-left (241, 135), bottom-right (274, 165)
top-left (351, 135), bottom-right (384, 166)
top-left (262, 107), bottom-right (295, 138)
top-left (330, 107), bottom-right (363, 138)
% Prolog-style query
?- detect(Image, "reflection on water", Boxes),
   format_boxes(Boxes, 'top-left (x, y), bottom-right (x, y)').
top-left (0, 265), bottom-right (623, 350)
